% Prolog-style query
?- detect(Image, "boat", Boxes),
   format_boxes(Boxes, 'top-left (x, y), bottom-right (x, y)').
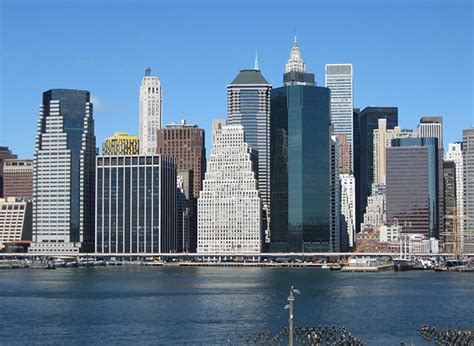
top-left (435, 259), bottom-right (473, 272)
top-left (393, 258), bottom-right (416, 271)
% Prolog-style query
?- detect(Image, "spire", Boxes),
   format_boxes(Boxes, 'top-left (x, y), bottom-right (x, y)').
top-left (254, 50), bottom-right (259, 70)
top-left (285, 34), bottom-right (306, 73)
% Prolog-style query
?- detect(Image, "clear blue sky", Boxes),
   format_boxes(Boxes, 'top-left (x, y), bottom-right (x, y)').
top-left (1, 0), bottom-right (473, 158)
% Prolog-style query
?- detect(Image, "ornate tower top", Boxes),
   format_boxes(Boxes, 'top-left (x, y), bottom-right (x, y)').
top-left (285, 34), bottom-right (307, 73)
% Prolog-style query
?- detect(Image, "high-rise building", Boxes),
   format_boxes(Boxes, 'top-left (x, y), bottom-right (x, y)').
top-left (386, 138), bottom-right (440, 238)
top-left (0, 197), bottom-right (32, 251)
top-left (336, 134), bottom-right (351, 174)
top-left (330, 136), bottom-right (341, 252)
top-left (139, 68), bottom-right (162, 155)
top-left (177, 169), bottom-right (196, 253)
top-left (442, 160), bottom-right (457, 252)
top-left (30, 89), bottom-right (96, 253)
top-left (325, 64), bottom-right (354, 169)
top-left (95, 155), bottom-right (177, 254)
top-left (198, 125), bottom-right (261, 253)
top-left (463, 128), bottom-right (474, 252)
top-left (418, 116), bottom-right (443, 149)
top-left (156, 119), bottom-right (206, 199)
top-left (340, 173), bottom-right (356, 248)
top-left (445, 142), bottom-right (464, 240)
top-left (227, 67), bottom-right (272, 228)
top-left (0, 146), bottom-right (17, 198)
top-left (3, 159), bottom-right (33, 199)
top-left (355, 106), bottom-right (398, 233)
top-left (270, 37), bottom-right (331, 252)
top-left (103, 132), bottom-right (139, 155)
top-left (211, 119), bottom-right (227, 147)
top-left (373, 120), bottom-right (419, 186)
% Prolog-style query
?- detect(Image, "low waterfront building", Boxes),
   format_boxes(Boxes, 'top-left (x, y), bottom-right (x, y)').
top-left (102, 132), bottom-right (139, 155)
top-left (95, 155), bottom-right (177, 254)
top-left (0, 197), bottom-right (32, 250)
top-left (198, 125), bottom-right (261, 254)
top-left (3, 159), bottom-right (33, 199)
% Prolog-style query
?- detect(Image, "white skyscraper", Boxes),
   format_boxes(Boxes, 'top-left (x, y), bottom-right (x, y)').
top-left (198, 125), bottom-right (261, 253)
top-left (340, 174), bottom-right (356, 248)
top-left (417, 116), bottom-right (443, 149)
top-left (285, 35), bottom-right (306, 73)
top-left (325, 64), bottom-right (354, 169)
top-left (211, 119), bottom-right (227, 147)
top-left (445, 142), bottom-right (464, 242)
top-left (139, 68), bottom-right (162, 155)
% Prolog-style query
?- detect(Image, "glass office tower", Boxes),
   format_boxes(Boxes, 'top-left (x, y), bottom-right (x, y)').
top-left (95, 155), bottom-right (177, 254)
top-left (270, 36), bottom-right (331, 252)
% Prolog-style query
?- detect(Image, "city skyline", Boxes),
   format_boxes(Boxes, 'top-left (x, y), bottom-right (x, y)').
top-left (1, 0), bottom-right (473, 159)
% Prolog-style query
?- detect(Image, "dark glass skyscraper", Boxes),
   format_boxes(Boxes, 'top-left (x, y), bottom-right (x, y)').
top-left (270, 37), bottom-right (331, 252)
top-left (95, 155), bottom-right (177, 254)
top-left (30, 89), bottom-right (96, 253)
top-left (355, 106), bottom-right (398, 233)
top-left (386, 138), bottom-right (439, 238)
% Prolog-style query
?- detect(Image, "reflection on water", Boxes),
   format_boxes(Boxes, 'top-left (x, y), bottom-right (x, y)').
top-left (0, 267), bottom-right (472, 345)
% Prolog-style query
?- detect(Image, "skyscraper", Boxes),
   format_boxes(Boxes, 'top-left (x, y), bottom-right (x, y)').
top-left (386, 138), bottom-right (440, 238)
top-left (340, 173), bottom-right (356, 248)
top-left (0, 146), bottom-right (17, 198)
top-left (103, 132), bottom-right (139, 155)
top-left (325, 64), bottom-right (354, 169)
top-left (418, 116), bottom-right (443, 149)
top-left (355, 106), bottom-right (398, 233)
top-left (442, 160), bottom-right (457, 252)
top-left (330, 136), bottom-right (341, 252)
top-left (198, 125), bottom-right (261, 253)
top-left (95, 155), bottom-right (177, 254)
top-left (227, 67), bottom-right (271, 231)
top-left (30, 89), bottom-right (96, 253)
top-left (156, 119), bottom-right (206, 199)
top-left (139, 68), bottom-right (162, 155)
top-left (270, 36), bottom-right (331, 252)
top-left (463, 128), bottom-right (474, 252)
top-left (445, 142), bottom-right (464, 240)
top-left (3, 159), bottom-right (33, 199)
top-left (211, 119), bottom-right (227, 147)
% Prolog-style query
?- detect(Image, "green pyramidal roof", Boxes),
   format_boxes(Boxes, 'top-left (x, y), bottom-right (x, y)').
top-left (230, 69), bottom-right (269, 85)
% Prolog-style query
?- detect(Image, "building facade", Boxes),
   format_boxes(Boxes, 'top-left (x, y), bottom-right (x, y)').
top-left (340, 173), bottom-right (356, 248)
top-left (325, 64), bottom-right (354, 170)
top-left (463, 128), bottom-right (474, 252)
top-left (270, 37), bottom-right (331, 252)
top-left (95, 155), bottom-right (177, 254)
top-left (0, 197), bottom-right (32, 250)
top-left (30, 89), bottom-right (96, 253)
top-left (355, 106), bottom-right (398, 233)
top-left (386, 138), bottom-right (440, 238)
top-left (177, 169), bottom-right (196, 252)
top-left (227, 68), bottom-right (272, 231)
top-left (442, 160), bottom-right (457, 253)
top-left (418, 116), bottom-right (443, 149)
top-left (198, 125), bottom-right (261, 253)
top-left (330, 136), bottom-right (341, 252)
top-left (3, 159), bottom-right (33, 199)
top-left (445, 142), bottom-right (464, 241)
top-left (103, 132), bottom-right (139, 155)
top-left (139, 68), bottom-right (162, 155)
top-left (0, 146), bottom-right (17, 198)
top-left (156, 119), bottom-right (206, 199)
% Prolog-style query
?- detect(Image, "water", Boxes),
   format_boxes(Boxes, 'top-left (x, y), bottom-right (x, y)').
top-left (0, 266), bottom-right (472, 345)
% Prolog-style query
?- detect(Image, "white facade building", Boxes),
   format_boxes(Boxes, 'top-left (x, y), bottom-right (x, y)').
top-left (417, 116), bottom-right (443, 149)
top-left (285, 35), bottom-right (306, 73)
top-left (211, 119), bottom-right (227, 147)
top-left (325, 64), bottom-right (353, 169)
top-left (445, 142), bottom-right (464, 243)
top-left (340, 174), bottom-right (356, 247)
top-left (0, 198), bottom-right (31, 250)
top-left (198, 125), bottom-right (261, 253)
top-left (361, 194), bottom-right (385, 231)
top-left (139, 68), bottom-right (162, 155)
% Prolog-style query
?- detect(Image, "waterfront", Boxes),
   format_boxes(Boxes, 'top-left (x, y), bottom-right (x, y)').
top-left (0, 267), bottom-right (472, 345)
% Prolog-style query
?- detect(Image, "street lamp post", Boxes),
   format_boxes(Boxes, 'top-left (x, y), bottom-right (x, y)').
top-left (284, 286), bottom-right (300, 346)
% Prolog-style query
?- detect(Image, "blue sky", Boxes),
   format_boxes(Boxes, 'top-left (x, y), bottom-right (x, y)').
top-left (1, 0), bottom-right (473, 158)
